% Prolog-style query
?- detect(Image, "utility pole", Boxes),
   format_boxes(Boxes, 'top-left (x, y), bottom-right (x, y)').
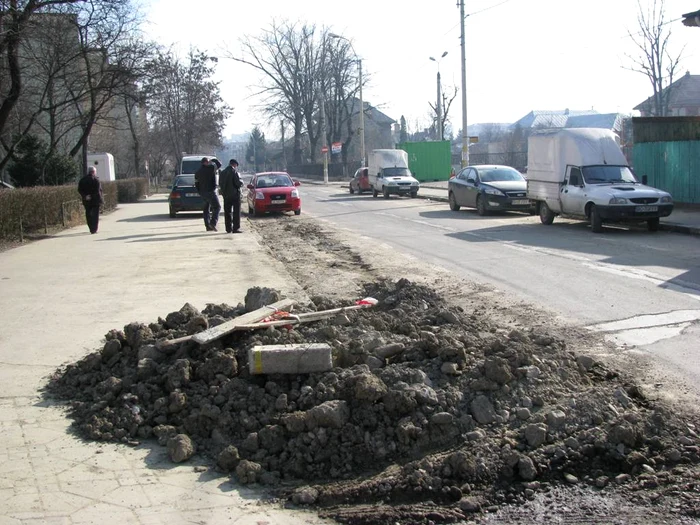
top-left (358, 59), bottom-right (365, 167)
top-left (437, 71), bottom-right (443, 141)
top-left (281, 120), bottom-right (286, 170)
top-left (320, 92), bottom-right (329, 184)
top-left (459, 0), bottom-right (469, 167)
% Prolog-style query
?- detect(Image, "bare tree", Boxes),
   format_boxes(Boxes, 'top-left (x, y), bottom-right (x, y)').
top-left (428, 85), bottom-right (458, 141)
top-left (626, 0), bottom-right (683, 116)
top-left (143, 48), bottom-right (230, 167)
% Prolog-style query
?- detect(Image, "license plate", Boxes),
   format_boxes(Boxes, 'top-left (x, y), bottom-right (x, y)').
top-left (636, 205), bottom-right (658, 212)
top-left (185, 193), bottom-right (199, 197)
top-left (271, 199), bottom-right (286, 204)
top-left (512, 199), bottom-right (530, 205)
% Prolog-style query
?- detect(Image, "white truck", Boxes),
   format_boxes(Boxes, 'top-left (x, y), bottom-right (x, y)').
top-left (527, 128), bottom-right (673, 233)
top-left (87, 153), bottom-right (115, 181)
top-left (368, 149), bottom-right (420, 199)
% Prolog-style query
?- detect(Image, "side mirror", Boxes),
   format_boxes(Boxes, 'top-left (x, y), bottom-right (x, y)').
top-left (294, 180), bottom-right (301, 186)
top-left (642, 175), bottom-right (648, 185)
top-left (247, 183), bottom-right (254, 190)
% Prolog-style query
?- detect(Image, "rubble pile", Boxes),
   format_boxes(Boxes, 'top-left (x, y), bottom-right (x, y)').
top-left (46, 279), bottom-right (700, 522)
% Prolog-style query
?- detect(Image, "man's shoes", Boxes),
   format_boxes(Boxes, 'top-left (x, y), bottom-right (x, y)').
top-left (226, 230), bottom-right (232, 234)
top-left (211, 225), bottom-right (218, 232)
top-left (232, 229), bottom-right (242, 233)
top-left (205, 225), bottom-right (213, 231)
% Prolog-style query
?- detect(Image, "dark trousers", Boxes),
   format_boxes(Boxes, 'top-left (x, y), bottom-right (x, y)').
top-left (201, 191), bottom-right (221, 228)
top-left (223, 194), bottom-right (241, 232)
top-left (84, 204), bottom-right (100, 233)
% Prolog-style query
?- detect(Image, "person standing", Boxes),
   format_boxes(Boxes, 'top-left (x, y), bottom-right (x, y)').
top-left (218, 159), bottom-right (243, 233)
top-left (77, 166), bottom-right (103, 234)
top-left (194, 157), bottom-right (221, 231)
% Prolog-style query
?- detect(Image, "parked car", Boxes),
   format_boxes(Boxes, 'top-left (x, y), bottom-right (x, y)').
top-left (349, 167), bottom-right (372, 194)
top-left (168, 174), bottom-right (204, 217)
top-left (448, 165), bottom-right (534, 216)
top-left (247, 172), bottom-right (301, 216)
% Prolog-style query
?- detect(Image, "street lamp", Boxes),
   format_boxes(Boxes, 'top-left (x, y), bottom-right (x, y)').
top-left (329, 33), bottom-right (365, 167)
top-left (429, 51), bottom-right (448, 141)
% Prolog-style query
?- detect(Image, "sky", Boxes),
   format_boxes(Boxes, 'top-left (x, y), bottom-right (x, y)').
top-left (143, 0), bottom-right (699, 140)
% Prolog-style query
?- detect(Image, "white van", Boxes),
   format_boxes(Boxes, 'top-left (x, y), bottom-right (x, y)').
top-left (367, 149), bottom-right (420, 199)
top-left (527, 128), bottom-right (673, 232)
top-left (180, 154), bottom-right (219, 175)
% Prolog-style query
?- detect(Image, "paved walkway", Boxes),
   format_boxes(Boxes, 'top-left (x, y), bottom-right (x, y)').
top-left (0, 196), bottom-right (328, 524)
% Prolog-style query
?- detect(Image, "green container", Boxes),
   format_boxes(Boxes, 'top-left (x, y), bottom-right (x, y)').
top-left (633, 140), bottom-right (700, 204)
top-left (398, 141), bottom-right (452, 182)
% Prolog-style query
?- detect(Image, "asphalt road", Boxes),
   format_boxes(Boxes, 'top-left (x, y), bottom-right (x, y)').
top-left (299, 183), bottom-right (700, 389)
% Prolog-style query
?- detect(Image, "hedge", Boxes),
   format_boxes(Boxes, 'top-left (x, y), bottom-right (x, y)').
top-left (0, 178), bottom-right (148, 241)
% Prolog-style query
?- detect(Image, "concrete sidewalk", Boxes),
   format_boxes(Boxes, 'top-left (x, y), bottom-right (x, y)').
top-left (0, 195), bottom-right (329, 524)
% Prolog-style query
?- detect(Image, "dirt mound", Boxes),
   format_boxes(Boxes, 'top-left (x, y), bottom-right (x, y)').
top-left (46, 279), bottom-right (700, 524)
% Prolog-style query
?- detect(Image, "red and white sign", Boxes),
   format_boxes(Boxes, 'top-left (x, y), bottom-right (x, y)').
top-left (331, 142), bottom-right (342, 155)
top-left (321, 146), bottom-right (329, 153)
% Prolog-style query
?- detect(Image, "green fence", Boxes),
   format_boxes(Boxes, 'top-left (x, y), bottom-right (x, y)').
top-left (633, 141), bottom-right (700, 204)
top-left (399, 141), bottom-right (452, 182)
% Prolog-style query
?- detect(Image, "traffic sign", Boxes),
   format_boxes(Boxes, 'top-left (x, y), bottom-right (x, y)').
top-left (321, 146), bottom-right (329, 153)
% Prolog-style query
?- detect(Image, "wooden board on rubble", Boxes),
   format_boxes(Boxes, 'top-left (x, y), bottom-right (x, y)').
top-left (191, 298), bottom-right (297, 345)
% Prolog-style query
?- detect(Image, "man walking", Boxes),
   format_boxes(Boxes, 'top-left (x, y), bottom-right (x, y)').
top-left (219, 159), bottom-right (243, 233)
top-left (78, 166), bottom-right (103, 234)
top-left (194, 157), bottom-right (221, 231)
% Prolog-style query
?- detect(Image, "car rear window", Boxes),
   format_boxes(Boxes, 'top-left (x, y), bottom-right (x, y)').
top-left (175, 175), bottom-right (195, 186)
top-left (256, 175), bottom-right (292, 188)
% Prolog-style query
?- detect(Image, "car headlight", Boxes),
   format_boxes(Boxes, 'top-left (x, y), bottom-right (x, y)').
top-left (609, 197), bottom-right (628, 204)
top-left (660, 196), bottom-right (673, 203)
top-left (412, 182), bottom-right (419, 186)
top-left (484, 188), bottom-right (504, 196)
top-left (255, 191), bottom-right (265, 200)
top-left (291, 189), bottom-right (299, 198)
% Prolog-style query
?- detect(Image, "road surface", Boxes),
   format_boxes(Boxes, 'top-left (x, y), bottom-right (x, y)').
top-left (299, 183), bottom-right (700, 392)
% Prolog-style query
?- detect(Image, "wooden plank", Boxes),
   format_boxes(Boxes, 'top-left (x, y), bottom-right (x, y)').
top-left (191, 298), bottom-right (297, 345)
top-left (230, 301), bottom-right (377, 332)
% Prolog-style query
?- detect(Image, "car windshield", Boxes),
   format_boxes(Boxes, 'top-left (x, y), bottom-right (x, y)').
top-left (582, 165), bottom-right (637, 184)
top-left (478, 168), bottom-right (524, 182)
top-left (256, 175), bottom-right (292, 188)
top-left (175, 175), bottom-right (195, 187)
top-left (383, 167), bottom-right (410, 177)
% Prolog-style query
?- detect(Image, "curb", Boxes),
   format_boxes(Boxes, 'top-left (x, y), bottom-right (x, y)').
top-left (659, 223), bottom-right (700, 236)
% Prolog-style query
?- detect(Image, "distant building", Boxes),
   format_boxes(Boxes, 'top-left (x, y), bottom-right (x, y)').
top-left (682, 9), bottom-right (700, 27)
top-left (346, 98), bottom-right (395, 162)
top-left (634, 72), bottom-right (700, 117)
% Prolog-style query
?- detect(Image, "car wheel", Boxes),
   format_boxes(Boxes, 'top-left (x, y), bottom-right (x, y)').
top-left (383, 186), bottom-right (390, 199)
top-left (590, 204), bottom-right (603, 233)
top-left (294, 209), bottom-right (301, 216)
top-left (349, 185), bottom-right (355, 194)
top-left (448, 192), bottom-right (460, 211)
top-left (169, 207), bottom-right (176, 218)
top-left (647, 217), bottom-right (660, 232)
top-left (476, 195), bottom-right (488, 216)
top-left (372, 188), bottom-right (378, 198)
top-left (539, 201), bottom-right (555, 225)
top-left (410, 191), bottom-right (418, 198)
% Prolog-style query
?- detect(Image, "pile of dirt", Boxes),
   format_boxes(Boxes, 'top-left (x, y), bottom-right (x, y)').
top-left (46, 279), bottom-right (700, 524)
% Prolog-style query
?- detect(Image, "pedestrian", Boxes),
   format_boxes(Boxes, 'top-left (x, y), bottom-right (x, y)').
top-left (194, 157), bottom-right (221, 231)
top-left (219, 158), bottom-right (243, 233)
top-left (77, 165), bottom-right (103, 234)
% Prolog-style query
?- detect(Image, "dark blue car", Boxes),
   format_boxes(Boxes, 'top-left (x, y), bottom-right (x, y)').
top-left (168, 175), bottom-right (204, 217)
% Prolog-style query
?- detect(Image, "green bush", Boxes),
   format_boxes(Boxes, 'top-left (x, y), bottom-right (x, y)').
top-left (113, 178), bottom-right (148, 203)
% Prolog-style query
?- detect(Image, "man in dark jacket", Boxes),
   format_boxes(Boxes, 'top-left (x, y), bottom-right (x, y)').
top-left (218, 159), bottom-right (243, 233)
top-left (77, 166), bottom-right (103, 234)
top-left (194, 157), bottom-right (221, 231)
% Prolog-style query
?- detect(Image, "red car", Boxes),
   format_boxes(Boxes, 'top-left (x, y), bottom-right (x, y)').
top-left (247, 172), bottom-right (302, 216)
top-left (349, 167), bottom-right (372, 194)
